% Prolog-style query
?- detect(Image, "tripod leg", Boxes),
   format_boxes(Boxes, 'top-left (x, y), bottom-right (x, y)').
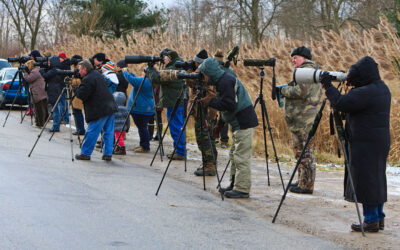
top-left (49, 88), bottom-right (68, 141)
top-left (262, 100), bottom-right (285, 191)
top-left (3, 81), bottom-right (24, 127)
top-left (66, 90), bottom-right (74, 162)
top-left (216, 160), bottom-right (230, 189)
top-left (258, 100), bottom-right (271, 186)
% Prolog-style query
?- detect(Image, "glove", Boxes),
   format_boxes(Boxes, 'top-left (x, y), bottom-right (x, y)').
top-left (320, 71), bottom-right (333, 89)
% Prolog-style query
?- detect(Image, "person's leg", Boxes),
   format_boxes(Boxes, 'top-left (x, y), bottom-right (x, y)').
top-left (60, 92), bottom-right (69, 123)
top-left (73, 108), bottom-right (85, 134)
top-left (115, 131), bottom-right (125, 147)
top-left (81, 117), bottom-right (106, 156)
top-left (38, 99), bottom-right (48, 127)
top-left (363, 204), bottom-right (380, 223)
top-left (102, 114), bottom-right (115, 156)
top-left (220, 123), bottom-right (229, 143)
top-left (148, 114), bottom-right (155, 139)
top-left (51, 103), bottom-right (61, 131)
top-left (297, 134), bottom-right (316, 191)
top-left (378, 203), bottom-right (385, 220)
top-left (132, 113), bottom-right (151, 150)
top-left (167, 106), bottom-right (186, 157)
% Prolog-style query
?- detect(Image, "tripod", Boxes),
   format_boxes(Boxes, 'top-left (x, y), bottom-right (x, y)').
top-left (113, 65), bottom-right (163, 161)
top-left (155, 82), bottom-right (224, 200)
top-left (2, 66), bottom-right (33, 127)
top-left (28, 77), bottom-right (77, 161)
top-left (254, 66), bottom-right (285, 191)
top-left (271, 98), bottom-right (364, 236)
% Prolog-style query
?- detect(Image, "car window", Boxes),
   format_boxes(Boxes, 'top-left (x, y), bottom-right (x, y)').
top-left (4, 69), bottom-right (19, 81)
top-left (0, 61), bottom-right (11, 70)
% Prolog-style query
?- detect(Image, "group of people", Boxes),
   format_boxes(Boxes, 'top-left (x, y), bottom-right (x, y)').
top-left (20, 45), bottom-right (391, 233)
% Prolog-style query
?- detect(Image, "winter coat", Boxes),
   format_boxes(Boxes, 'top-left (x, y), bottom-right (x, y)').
top-left (146, 56), bottom-right (185, 108)
top-left (23, 67), bottom-right (47, 103)
top-left (103, 71), bottom-right (119, 94)
top-left (124, 71), bottom-right (155, 116)
top-left (325, 56), bottom-right (391, 205)
top-left (281, 60), bottom-right (322, 136)
top-left (75, 70), bottom-right (118, 123)
top-left (199, 58), bottom-right (258, 132)
top-left (113, 92), bottom-right (130, 131)
top-left (60, 58), bottom-right (71, 70)
top-left (116, 71), bottom-right (129, 97)
top-left (40, 56), bottom-right (63, 105)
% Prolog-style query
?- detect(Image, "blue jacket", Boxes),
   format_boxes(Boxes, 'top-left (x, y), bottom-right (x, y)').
top-left (124, 71), bottom-right (155, 116)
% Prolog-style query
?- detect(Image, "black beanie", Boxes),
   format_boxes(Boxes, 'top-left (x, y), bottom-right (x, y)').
top-left (72, 54), bottom-right (82, 60)
top-left (291, 46), bottom-right (312, 60)
top-left (193, 49), bottom-right (208, 64)
top-left (92, 52), bottom-right (106, 63)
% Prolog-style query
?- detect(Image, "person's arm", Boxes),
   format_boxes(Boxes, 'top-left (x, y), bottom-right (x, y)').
top-left (75, 76), bottom-right (94, 102)
top-left (123, 71), bottom-right (143, 89)
top-left (208, 80), bottom-right (236, 112)
top-left (23, 69), bottom-right (40, 83)
top-left (325, 86), bottom-right (369, 113)
top-left (280, 80), bottom-right (311, 99)
top-left (40, 67), bottom-right (56, 81)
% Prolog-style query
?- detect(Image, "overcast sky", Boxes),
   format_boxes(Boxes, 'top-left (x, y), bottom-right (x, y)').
top-left (147, 0), bottom-right (177, 8)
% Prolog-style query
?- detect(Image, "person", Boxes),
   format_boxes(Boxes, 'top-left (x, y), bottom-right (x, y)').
top-left (147, 49), bottom-right (186, 160)
top-left (116, 59), bottom-right (129, 98)
top-left (149, 85), bottom-right (163, 141)
top-left (23, 60), bottom-right (47, 127)
top-left (91, 52), bottom-right (108, 70)
top-left (101, 61), bottom-right (119, 93)
top-left (58, 52), bottom-right (71, 124)
top-left (199, 57), bottom-right (258, 198)
top-left (213, 49), bottom-right (238, 148)
top-left (40, 55), bottom-right (63, 132)
top-left (74, 59), bottom-right (118, 161)
top-left (70, 54), bottom-right (86, 136)
top-left (113, 92), bottom-right (130, 155)
top-left (29, 50), bottom-right (42, 61)
top-left (279, 46), bottom-right (322, 194)
top-left (320, 56), bottom-right (391, 233)
top-left (185, 49), bottom-right (218, 176)
top-left (124, 70), bottom-right (155, 153)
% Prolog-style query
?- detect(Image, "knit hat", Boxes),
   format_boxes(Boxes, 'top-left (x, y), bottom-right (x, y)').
top-left (92, 52), bottom-right (106, 63)
top-left (193, 49), bottom-right (208, 64)
top-left (166, 50), bottom-right (179, 62)
top-left (29, 50), bottom-right (41, 59)
top-left (213, 49), bottom-right (224, 62)
top-left (160, 48), bottom-right (171, 58)
top-left (43, 51), bottom-right (52, 58)
top-left (113, 92), bottom-right (126, 106)
top-left (58, 52), bottom-right (67, 59)
top-left (291, 46), bottom-right (312, 60)
top-left (102, 61), bottom-right (115, 72)
top-left (117, 59), bottom-right (127, 68)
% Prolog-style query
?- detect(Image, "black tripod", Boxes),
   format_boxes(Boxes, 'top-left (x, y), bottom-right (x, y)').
top-left (2, 66), bottom-right (33, 127)
top-left (271, 98), bottom-right (364, 236)
top-left (28, 77), bottom-right (77, 161)
top-left (155, 82), bottom-right (224, 200)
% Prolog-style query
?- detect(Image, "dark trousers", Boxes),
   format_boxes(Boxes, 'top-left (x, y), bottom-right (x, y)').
top-left (34, 99), bottom-right (47, 127)
top-left (220, 123), bottom-right (229, 143)
top-left (73, 108), bottom-right (85, 134)
top-left (132, 113), bottom-right (152, 150)
top-left (363, 203), bottom-right (385, 223)
top-left (148, 110), bottom-right (163, 138)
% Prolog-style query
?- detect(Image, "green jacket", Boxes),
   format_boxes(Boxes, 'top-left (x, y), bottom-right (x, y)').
top-left (147, 58), bottom-right (185, 108)
top-left (281, 60), bottom-right (322, 135)
top-left (199, 58), bottom-right (258, 132)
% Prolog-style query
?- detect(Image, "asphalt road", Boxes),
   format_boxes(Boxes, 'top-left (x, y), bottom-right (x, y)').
top-left (0, 111), bottom-right (346, 250)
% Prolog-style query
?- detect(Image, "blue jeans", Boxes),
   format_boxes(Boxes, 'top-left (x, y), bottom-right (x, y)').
top-left (81, 114), bottom-right (115, 156)
top-left (73, 108), bottom-right (85, 134)
top-left (363, 204), bottom-right (385, 223)
top-left (60, 93), bottom-right (69, 123)
top-left (51, 103), bottom-right (61, 131)
top-left (131, 113), bottom-right (152, 150)
top-left (167, 106), bottom-right (185, 157)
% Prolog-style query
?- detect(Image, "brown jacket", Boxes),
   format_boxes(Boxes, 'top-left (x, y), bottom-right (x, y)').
top-left (70, 77), bottom-right (84, 110)
top-left (23, 67), bottom-right (47, 103)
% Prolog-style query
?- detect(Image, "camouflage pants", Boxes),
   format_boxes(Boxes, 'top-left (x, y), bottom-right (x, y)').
top-left (292, 133), bottom-right (316, 191)
top-left (195, 112), bottom-right (217, 165)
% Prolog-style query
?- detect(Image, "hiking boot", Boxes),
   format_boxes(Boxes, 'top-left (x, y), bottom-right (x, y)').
top-left (289, 182), bottom-right (298, 188)
top-left (75, 154), bottom-right (90, 161)
top-left (224, 190), bottom-right (249, 198)
top-left (73, 131), bottom-right (85, 136)
top-left (102, 155), bottom-right (112, 161)
top-left (49, 128), bottom-right (60, 133)
top-left (379, 219), bottom-right (384, 230)
top-left (219, 175), bottom-right (235, 194)
top-left (194, 162), bottom-right (216, 176)
top-left (351, 221), bottom-right (379, 232)
top-left (167, 153), bottom-right (185, 160)
top-left (113, 146), bottom-right (126, 155)
top-left (220, 142), bottom-right (228, 149)
top-left (134, 146), bottom-right (149, 153)
top-left (289, 186), bottom-right (313, 194)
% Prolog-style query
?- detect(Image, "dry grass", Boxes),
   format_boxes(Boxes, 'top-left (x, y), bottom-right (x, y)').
top-left (50, 17), bottom-right (400, 163)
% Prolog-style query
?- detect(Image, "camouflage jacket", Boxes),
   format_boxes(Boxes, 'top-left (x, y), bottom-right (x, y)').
top-left (281, 60), bottom-right (322, 135)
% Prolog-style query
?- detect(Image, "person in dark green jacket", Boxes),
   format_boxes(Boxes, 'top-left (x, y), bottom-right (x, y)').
top-left (146, 50), bottom-right (186, 159)
top-left (198, 58), bottom-right (258, 198)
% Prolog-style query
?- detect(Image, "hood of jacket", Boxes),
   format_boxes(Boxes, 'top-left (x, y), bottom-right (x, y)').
top-left (49, 56), bottom-right (60, 69)
top-left (347, 56), bottom-right (381, 87)
top-left (103, 71), bottom-right (119, 84)
top-left (198, 57), bottom-right (225, 85)
top-left (113, 91), bottom-right (126, 106)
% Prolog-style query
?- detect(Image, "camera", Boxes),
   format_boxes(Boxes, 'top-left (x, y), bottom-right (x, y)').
top-left (159, 70), bottom-right (203, 82)
top-left (35, 57), bottom-right (48, 63)
top-left (71, 57), bottom-right (82, 66)
top-left (55, 68), bottom-right (80, 78)
top-left (34, 62), bottom-right (49, 68)
top-left (243, 58), bottom-right (276, 67)
top-left (8, 56), bottom-right (31, 64)
top-left (293, 68), bottom-right (347, 84)
top-left (125, 55), bottom-right (162, 64)
top-left (175, 60), bottom-right (196, 71)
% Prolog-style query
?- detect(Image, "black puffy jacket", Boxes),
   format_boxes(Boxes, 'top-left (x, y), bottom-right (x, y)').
top-left (40, 56), bottom-right (63, 105)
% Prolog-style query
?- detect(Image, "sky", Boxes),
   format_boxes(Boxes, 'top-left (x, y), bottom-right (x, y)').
top-left (146, 0), bottom-right (177, 8)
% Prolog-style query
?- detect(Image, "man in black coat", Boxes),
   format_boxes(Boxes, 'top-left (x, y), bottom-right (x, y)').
top-left (74, 59), bottom-right (118, 161)
top-left (320, 56), bottom-right (391, 233)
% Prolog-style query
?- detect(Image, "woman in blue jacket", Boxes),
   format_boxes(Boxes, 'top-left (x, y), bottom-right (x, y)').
top-left (124, 71), bottom-right (155, 152)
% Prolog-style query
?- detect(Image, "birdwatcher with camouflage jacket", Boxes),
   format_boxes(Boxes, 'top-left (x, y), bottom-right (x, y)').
top-left (280, 46), bottom-right (322, 194)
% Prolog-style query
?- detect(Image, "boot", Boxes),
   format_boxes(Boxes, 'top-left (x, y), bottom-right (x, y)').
top-left (113, 146), bottom-right (126, 155)
top-left (289, 182), bottom-right (298, 187)
top-left (102, 155), bottom-right (112, 161)
top-left (289, 186), bottom-right (313, 194)
top-left (351, 221), bottom-right (379, 232)
top-left (219, 175), bottom-right (235, 194)
top-left (379, 219), bottom-right (384, 230)
top-left (224, 190), bottom-right (249, 198)
top-left (75, 153), bottom-right (90, 161)
top-left (134, 146), bottom-right (150, 153)
top-left (194, 162), bottom-right (216, 176)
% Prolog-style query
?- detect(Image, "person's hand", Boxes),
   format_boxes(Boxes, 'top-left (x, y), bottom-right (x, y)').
top-left (200, 95), bottom-right (214, 108)
top-left (320, 71), bottom-right (332, 89)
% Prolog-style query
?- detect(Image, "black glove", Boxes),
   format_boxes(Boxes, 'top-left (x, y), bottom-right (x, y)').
top-left (320, 71), bottom-right (332, 89)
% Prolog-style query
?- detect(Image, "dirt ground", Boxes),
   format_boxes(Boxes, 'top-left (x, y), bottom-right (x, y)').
top-left (108, 128), bottom-right (400, 250)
